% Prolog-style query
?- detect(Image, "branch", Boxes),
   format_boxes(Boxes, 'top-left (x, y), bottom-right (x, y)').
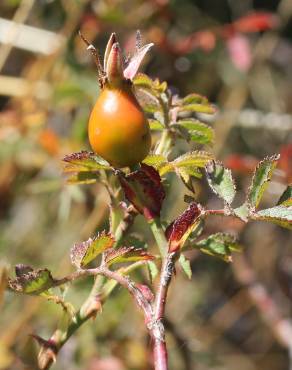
top-left (98, 266), bottom-right (153, 321)
top-left (37, 261), bottom-right (149, 370)
top-left (150, 252), bottom-right (176, 370)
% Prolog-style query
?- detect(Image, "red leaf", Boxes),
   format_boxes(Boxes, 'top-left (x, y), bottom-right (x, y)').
top-left (166, 202), bottom-right (202, 253)
top-left (119, 164), bottom-right (165, 221)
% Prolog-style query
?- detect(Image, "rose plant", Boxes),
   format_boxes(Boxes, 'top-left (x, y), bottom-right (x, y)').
top-left (7, 32), bottom-right (292, 370)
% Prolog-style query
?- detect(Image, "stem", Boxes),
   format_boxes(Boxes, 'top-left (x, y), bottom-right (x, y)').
top-left (148, 218), bottom-right (168, 257)
top-left (153, 339), bottom-right (168, 370)
top-left (100, 267), bottom-right (153, 320)
top-left (154, 253), bottom-right (175, 320)
top-left (204, 209), bottom-right (226, 216)
top-left (147, 213), bottom-right (174, 369)
top-left (151, 252), bottom-right (176, 370)
top-left (155, 129), bottom-right (173, 156)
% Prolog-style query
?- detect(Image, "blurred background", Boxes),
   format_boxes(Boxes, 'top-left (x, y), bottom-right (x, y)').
top-left (0, 0), bottom-right (292, 369)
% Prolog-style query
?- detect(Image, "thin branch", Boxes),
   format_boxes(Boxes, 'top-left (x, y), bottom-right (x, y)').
top-left (99, 266), bottom-right (153, 321)
top-left (38, 261), bottom-right (149, 370)
top-left (53, 264), bottom-right (153, 319)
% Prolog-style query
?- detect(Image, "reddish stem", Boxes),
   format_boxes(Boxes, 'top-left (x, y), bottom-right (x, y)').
top-left (153, 339), bottom-right (168, 370)
top-left (205, 209), bottom-right (226, 216)
top-left (151, 252), bottom-right (176, 370)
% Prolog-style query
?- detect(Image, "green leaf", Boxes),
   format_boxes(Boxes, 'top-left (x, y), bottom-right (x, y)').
top-left (8, 267), bottom-right (55, 294)
top-left (196, 233), bottom-right (241, 262)
top-left (179, 254), bottom-right (192, 279)
top-left (135, 85), bottom-right (162, 113)
top-left (63, 151), bottom-right (111, 173)
top-left (277, 185), bottom-right (292, 207)
top-left (175, 119), bottom-right (214, 144)
top-left (142, 154), bottom-right (167, 170)
top-left (179, 104), bottom-right (215, 115)
top-left (133, 73), bottom-right (167, 96)
top-left (149, 119), bottom-right (164, 131)
top-left (71, 232), bottom-right (115, 268)
top-left (177, 167), bottom-right (202, 193)
top-left (252, 206), bottom-right (292, 230)
top-left (205, 161), bottom-right (236, 204)
top-left (133, 73), bottom-right (155, 90)
top-left (247, 154), bottom-right (280, 210)
top-left (177, 167), bottom-right (195, 192)
top-left (109, 202), bottom-right (128, 236)
top-left (160, 151), bottom-right (213, 176)
top-left (105, 246), bottom-right (154, 266)
top-left (67, 171), bottom-right (99, 185)
top-left (154, 79), bottom-right (167, 93)
top-left (182, 93), bottom-right (209, 105)
top-left (141, 102), bottom-right (162, 114)
top-left (147, 261), bottom-right (159, 282)
top-left (234, 203), bottom-right (249, 222)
